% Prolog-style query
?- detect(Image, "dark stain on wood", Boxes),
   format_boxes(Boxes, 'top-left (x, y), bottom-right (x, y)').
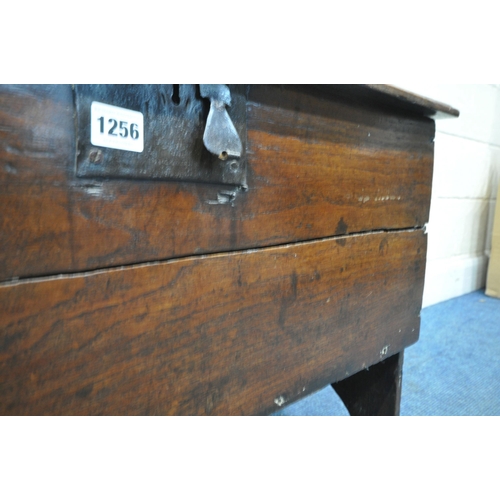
top-left (379, 236), bottom-right (389, 255)
top-left (335, 217), bottom-right (348, 236)
top-left (278, 271), bottom-right (298, 331)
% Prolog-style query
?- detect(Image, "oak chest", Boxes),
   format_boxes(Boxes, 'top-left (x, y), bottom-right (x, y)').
top-left (0, 84), bottom-right (458, 415)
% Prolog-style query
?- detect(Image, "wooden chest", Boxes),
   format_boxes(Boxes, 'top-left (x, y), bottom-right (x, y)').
top-left (0, 84), bottom-right (458, 415)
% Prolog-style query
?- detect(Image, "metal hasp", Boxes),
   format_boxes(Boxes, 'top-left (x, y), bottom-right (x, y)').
top-left (200, 84), bottom-right (243, 160)
top-left (74, 85), bottom-right (247, 188)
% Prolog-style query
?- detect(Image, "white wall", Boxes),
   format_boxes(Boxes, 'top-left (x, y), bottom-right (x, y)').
top-left (393, 84), bottom-right (500, 307)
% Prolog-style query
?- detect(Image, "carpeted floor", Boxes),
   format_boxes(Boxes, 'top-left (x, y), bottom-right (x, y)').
top-left (272, 289), bottom-right (500, 416)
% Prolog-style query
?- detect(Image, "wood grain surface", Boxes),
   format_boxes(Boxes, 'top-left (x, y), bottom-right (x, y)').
top-left (0, 229), bottom-right (426, 415)
top-left (0, 85), bottom-right (434, 281)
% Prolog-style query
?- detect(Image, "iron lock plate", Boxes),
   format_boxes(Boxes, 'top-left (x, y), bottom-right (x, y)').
top-left (74, 85), bottom-right (247, 188)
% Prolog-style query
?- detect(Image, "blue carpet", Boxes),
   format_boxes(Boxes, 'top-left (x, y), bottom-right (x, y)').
top-left (273, 289), bottom-right (500, 416)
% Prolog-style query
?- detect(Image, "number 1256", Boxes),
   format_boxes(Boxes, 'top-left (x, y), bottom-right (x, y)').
top-left (98, 117), bottom-right (140, 139)
top-left (90, 101), bottom-right (143, 152)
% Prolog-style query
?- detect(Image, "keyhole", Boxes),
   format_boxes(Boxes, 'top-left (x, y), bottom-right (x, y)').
top-left (172, 85), bottom-right (180, 105)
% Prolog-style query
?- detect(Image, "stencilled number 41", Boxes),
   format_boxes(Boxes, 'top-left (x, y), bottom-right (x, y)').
top-left (98, 117), bottom-right (139, 139)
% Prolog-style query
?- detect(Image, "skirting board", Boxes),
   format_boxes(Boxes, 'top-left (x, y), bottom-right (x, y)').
top-left (486, 185), bottom-right (500, 298)
top-left (423, 254), bottom-right (488, 308)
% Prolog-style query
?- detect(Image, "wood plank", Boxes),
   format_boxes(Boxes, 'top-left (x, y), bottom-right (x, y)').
top-left (332, 352), bottom-right (404, 416)
top-left (357, 85), bottom-right (459, 118)
top-left (291, 84), bottom-right (459, 119)
top-left (364, 85), bottom-right (460, 118)
top-left (0, 85), bottom-right (433, 281)
top-left (0, 229), bottom-right (426, 415)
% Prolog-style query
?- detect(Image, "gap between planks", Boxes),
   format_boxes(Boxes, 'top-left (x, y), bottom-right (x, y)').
top-left (0, 225), bottom-right (425, 288)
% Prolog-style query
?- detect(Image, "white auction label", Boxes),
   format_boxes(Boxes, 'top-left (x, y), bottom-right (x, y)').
top-left (90, 101), bottom-right (144, 152)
